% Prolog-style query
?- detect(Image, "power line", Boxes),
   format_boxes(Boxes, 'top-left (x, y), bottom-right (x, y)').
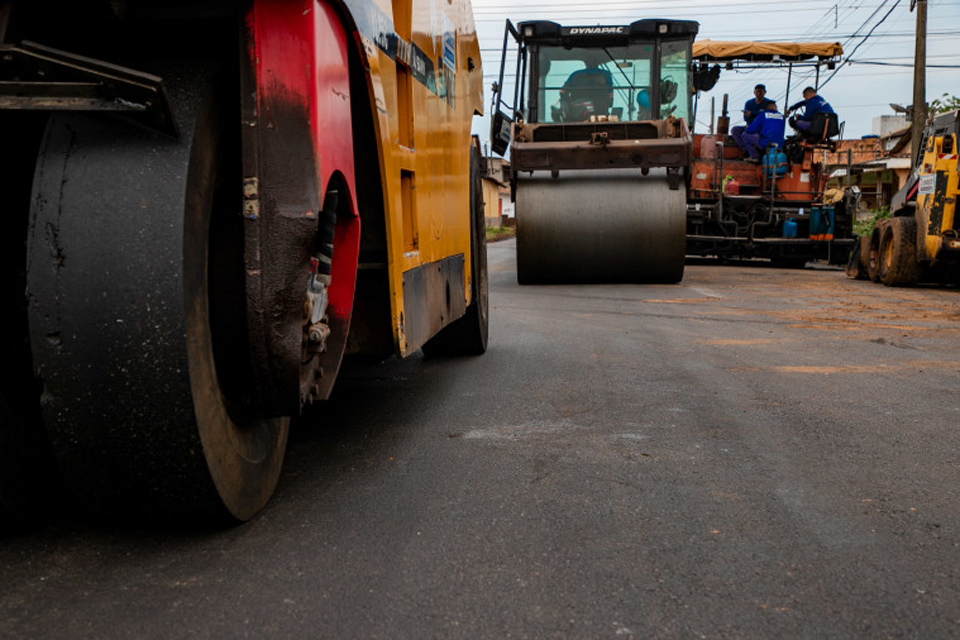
top-left (720, 0), bottom-right (900, 98)
top-left (473, 0), bottom-right (960, 137)
top-left (821, 0), bottom-right (903, 88)
top-left (476, 30), bottom-right (958, 51)
top-left (472, 0), bottom-right (896, 11)
top-left (848, 59), bottom-right (960, 68)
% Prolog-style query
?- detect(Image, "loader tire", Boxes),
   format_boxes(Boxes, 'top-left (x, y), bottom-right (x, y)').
top-left (867, 224), bottom-right (884, 283)
top-left (845, 236), bottom-right (869, 280)
top-left (879, 217), bottom-right (920, 287)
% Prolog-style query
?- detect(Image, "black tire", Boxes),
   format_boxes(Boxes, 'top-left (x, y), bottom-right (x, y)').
top-left (26, 65), bottom-right (287, 523)
top-left (879, 216), bottom-right (921, 287)
top-left (845, 236), bottom-right (869, 279)
top-left (421, 148), bottom-right (489, 356)
top-left (867, 224), bottom-right (884, 283)
top-left (858, 234), bottom-right (873, 280)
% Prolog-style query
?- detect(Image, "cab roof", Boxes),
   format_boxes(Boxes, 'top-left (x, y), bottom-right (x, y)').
top-left (516, 19), bottom-right (699, 46)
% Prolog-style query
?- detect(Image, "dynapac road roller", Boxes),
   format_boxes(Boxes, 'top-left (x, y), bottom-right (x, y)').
top-left (490, 19), bottom-right (699, 284)
top-left (0, 0), bottom-right (486, 524)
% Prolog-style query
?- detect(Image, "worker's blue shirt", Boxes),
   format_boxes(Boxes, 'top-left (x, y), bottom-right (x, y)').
top-left (745, 110), bottom-right (786, 147)
top-left (797, 95), bottom-right (834, 121)
top-left (743, 97), bottom-right (774, 124)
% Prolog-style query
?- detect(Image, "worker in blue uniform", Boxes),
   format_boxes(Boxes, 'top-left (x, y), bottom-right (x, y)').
top-left (740, 101), bottom-right (785, 161)
top-left (561, 56), bottom-right (614, 120)
top-left (786, 86), bottom-right (837, 140)
top-left (731, 84), bottom-right (774, 153)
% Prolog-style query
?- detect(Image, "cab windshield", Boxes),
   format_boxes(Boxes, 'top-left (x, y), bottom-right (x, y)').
top-left (532, 40), bottom-right (690, 124)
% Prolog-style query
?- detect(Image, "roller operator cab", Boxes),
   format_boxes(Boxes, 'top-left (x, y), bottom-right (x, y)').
top-left (0, 0), bottom-right (486, 524)
top-left (490, 19), bottom-right (699, 284)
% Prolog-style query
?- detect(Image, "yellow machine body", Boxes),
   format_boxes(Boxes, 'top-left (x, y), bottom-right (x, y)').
top-left (0, 0), bottom-right (487, 522)
top-left (361, 0), bottom-right (484, 354)
top-left (917, 133), bottom-right (960, 262)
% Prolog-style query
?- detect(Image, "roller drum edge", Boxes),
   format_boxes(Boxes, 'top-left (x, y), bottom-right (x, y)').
top-left (25, 64), bottom-right (287, 523)
top-left (515, 168), bottom-right (686, 284)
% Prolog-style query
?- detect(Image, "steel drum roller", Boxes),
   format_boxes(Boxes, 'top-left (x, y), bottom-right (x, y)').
top-left (516, 168), bottom-right (686, 284)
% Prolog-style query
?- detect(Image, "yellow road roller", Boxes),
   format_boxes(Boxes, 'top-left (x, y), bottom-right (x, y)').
top-left (0, 0), bottom-right (486, 524)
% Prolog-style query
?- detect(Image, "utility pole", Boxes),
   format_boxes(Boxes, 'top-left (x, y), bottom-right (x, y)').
top-left (911, 0), bottom-right (927, 166)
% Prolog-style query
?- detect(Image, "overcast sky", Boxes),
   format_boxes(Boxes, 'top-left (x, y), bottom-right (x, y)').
top-left (471, 0), bottom-right (960, 152)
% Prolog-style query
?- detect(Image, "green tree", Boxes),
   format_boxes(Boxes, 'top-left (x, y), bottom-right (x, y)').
top-left (929, 93), bottom-right (960, 114)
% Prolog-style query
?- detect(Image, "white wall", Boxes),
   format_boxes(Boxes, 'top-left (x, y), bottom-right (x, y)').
top-left (872, 115), bottom-right (908, 137)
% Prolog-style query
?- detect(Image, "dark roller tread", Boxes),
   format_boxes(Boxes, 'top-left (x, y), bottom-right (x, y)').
top-left (26, 65), bottom-right (287, 523)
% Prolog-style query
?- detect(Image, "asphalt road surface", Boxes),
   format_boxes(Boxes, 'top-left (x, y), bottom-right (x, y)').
top-left (4, 239), bottom-right (960, 639)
